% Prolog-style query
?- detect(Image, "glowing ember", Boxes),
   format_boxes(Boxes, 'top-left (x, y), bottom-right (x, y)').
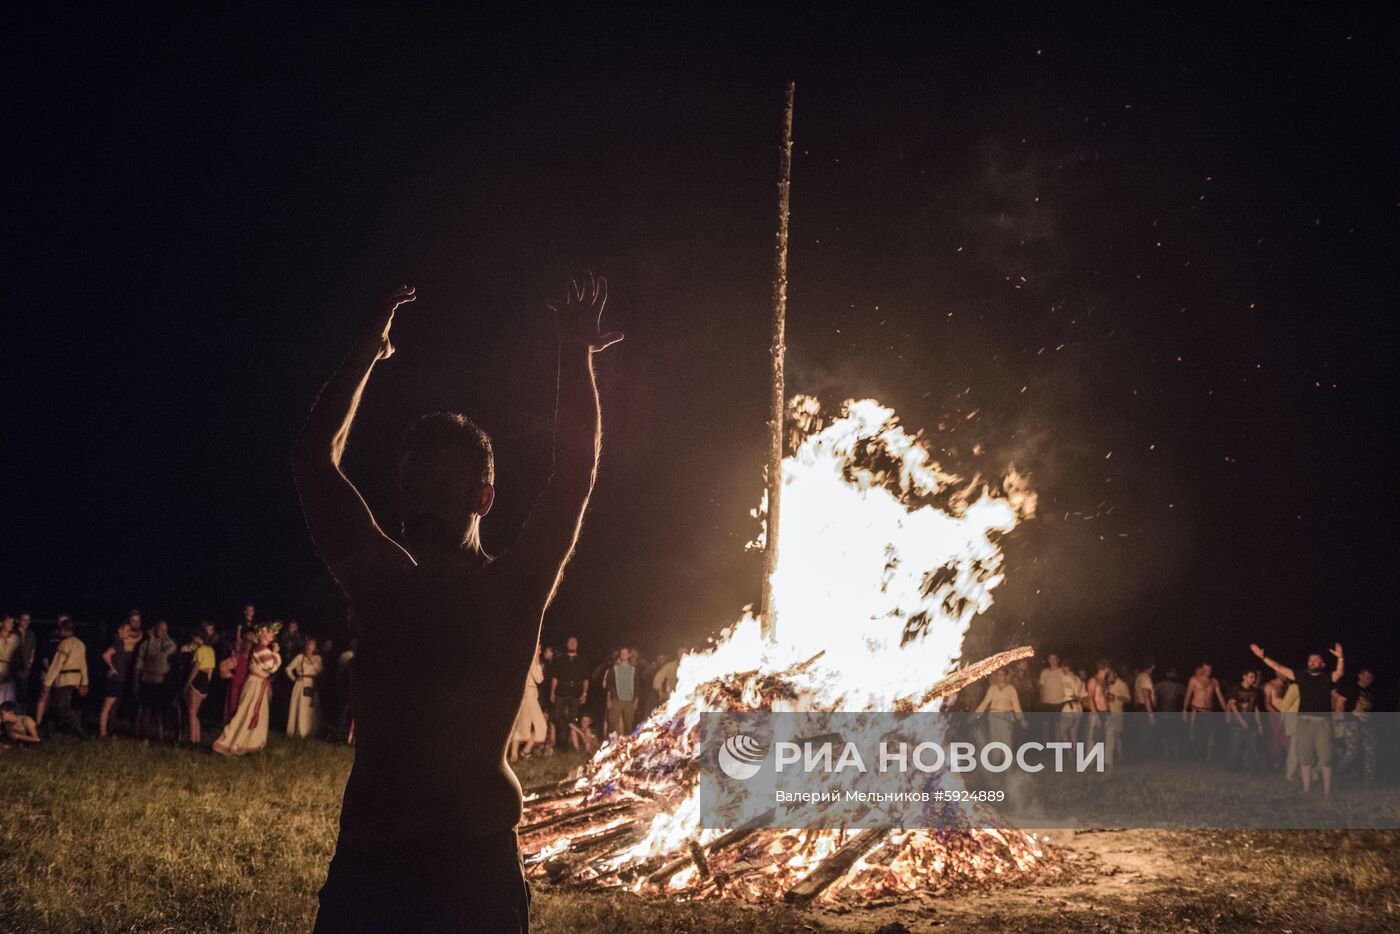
top-left (521, 397), bottom-right (1053, 902)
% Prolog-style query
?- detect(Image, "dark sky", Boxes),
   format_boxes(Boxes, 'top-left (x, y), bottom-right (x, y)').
top-left (5, 7), bottom-right (1396, 675)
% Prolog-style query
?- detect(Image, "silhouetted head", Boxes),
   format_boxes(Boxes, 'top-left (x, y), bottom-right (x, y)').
top-left (1358, 668), bottom-right (1375, 688)
top-left (304, 637), bottom-right (318, 656)
top-left (1242, 670), bottom-right (1258, 688)
top-left (399, 412), bottom-right (495, 555)
top-left (155, 620), bottom-right (169, 639)
top-left (565, 636), bottom-right (579, 654)
top-left (1047, 653), bottom-right (1060, 669)
top-left (1306, 653), bottom-right (1326, 673)
top-left (243, 604), bottom-right (256, 622)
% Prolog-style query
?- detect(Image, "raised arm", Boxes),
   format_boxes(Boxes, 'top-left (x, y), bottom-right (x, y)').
top-left (1250, 643), bottom-right (1296, 682)
top-left (1330, 643), bottom-right (1344, 683)
top-left (506, 274), bottom-right (623, 616)
top-left (294, 286), bottom-right (416, 590)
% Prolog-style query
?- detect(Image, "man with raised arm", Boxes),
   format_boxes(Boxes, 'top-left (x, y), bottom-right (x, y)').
top-left (295, 276), bottom-right (622, 932)
top-left (1250, 642), bottom-right (1344, 796)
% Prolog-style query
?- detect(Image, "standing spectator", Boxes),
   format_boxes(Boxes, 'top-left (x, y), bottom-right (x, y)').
top-left (539, 645), bottom-right (557, 753)
top-left (1038, 653), bottom-right (1069, 742)
top-left (604, 647), bottom-right (639, 738)
top-left (134, 619), bottom-right (177, 740)
top-left (510, 646), bottom-right (547, 761)
top-left (285, 637), bottom-right (323, 739)
top-left (213, 622), bottom-right (282, 756)
top-left (1106, 668), bottom-right (1132, 765)
top-left (1251, 643), bottom-right (1345, 796)
top-left (1084, 662), bottom-right (1111, 759)
top-left (273, 620), bottom-right (305, 727)
top-left (1338, 667), bottom-right (1378, 786)
top-left (99, 612), bottom-right (142, 738)
top-left (220, 628), bottom-right (252, 724)
top-left (1132, 659), bottom-right (1156, 760)
top-left (1153, 669), bottom-right (1187, 757)
top-left (1225, 670), bottom-right (1264, 769)
top-left (0, 616), bottom-right (19, 705)
top-left (37, 617), bottom-right (88, 736)
top-left (1057, 661), bottom-right (1087, 744)
top-left (975, 668), bottom-right (1026, 748)
top-left (1009, 659), bottom-right (1036, 738)
top-left (184, 623), bottom-right (217, 744)
top-left (14, 613), bottom-right (37, 713)
top-left (1, 700), bottom-right (41, 744)
top-left (549, 636), bottom-right (589, 739)
top-left (1184, 663), bottom-right (1227, 759)
top-left (1262, 669), bottom-right (1291, 770)
top-left (652, 652), bottom-right (679, 708)
top-left (337, 640), bottom-right (356, 742)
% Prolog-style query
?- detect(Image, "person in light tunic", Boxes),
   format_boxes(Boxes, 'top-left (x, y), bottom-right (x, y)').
top-left (509, 645), bottom-right (547, 760)
top-left (212, 622), bottom-right (282, 756)
top-left (295, 277), bottom-right (620, 932)
top-left (975, 668), bottom-right (1026, 748)
top-left (285, 637), bottom-right (324, 739)
top-left (37, 618), bottom-right (88, 736)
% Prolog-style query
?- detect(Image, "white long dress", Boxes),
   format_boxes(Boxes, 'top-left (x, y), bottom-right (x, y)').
top-left (512, 659), bottom-right (547, 743)
top-left (0, 632), bottom-right (18, 705)
top-left (213, 646), bottom-right (281, 756)
top-left (285, 652), bottom-right (323, 738)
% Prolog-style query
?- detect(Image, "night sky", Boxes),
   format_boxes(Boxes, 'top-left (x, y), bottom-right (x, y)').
top-left (6, 7), bottom-right (1396, 676)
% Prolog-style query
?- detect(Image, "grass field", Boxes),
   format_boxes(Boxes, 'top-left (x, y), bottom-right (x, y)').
top-left (3, 737), bottom-right (1399, 932)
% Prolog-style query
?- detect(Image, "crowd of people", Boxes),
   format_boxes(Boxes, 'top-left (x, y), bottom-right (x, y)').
top-left (959, 645), bottom-right (1382, 796)
top-left (2, 605), bottom-right (1384, 801)
top-left (0, 605), bottom-right (681, 766)
top-left (0, 605), bottom-right (357, 757)
top-left (507, 636), bottom-right (679, 761)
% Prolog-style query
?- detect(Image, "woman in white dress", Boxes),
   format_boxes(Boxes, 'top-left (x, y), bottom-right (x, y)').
top-left (509, 646), bottom-right (547, 761)
top-left (213, 622), bottom-right (282, 756)
top-left (0, 616), bottom-right (19, 706)
top-left (284, 638), bottom-right (323, 739)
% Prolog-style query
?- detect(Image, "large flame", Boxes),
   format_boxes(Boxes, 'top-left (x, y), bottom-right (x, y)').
top-left (522, 397), bottom-right (1048, 901)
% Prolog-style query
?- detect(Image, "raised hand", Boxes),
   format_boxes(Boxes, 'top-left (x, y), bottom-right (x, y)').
top-left (376, 284), bottom-right (416, 360)
top-left (1330, 643), bottom-right (1343, 658)
top-left (550, 273), bottom-right (623, 352)
top-left (1249, 643), bottom-right (1265, 659)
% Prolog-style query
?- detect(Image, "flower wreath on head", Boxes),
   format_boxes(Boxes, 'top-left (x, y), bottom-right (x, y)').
top-left (247, 620), bottom-right (282, 639)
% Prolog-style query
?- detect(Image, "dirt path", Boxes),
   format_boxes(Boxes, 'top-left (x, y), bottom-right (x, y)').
top-left (798, 828), bottom-right (1398, 933)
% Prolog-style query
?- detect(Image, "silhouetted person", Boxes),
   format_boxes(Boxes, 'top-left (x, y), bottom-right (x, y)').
top-left (296, 278), bottom-right (621, 933)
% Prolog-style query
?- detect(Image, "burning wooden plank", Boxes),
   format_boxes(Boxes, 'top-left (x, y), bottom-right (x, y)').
top-left (518, 799), bottom-right (637, 836)
top-left (783, 828), bottom-right (887, 903)
top-left (895, 645), bottom-right (1035, 711)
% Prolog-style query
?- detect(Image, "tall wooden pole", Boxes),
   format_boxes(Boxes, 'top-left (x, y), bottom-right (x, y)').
top-left (761, 81), bottom-right (795, 642)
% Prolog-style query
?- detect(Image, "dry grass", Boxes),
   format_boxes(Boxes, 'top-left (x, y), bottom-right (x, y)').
top-left (2, 738), bottom-right (1398, 932)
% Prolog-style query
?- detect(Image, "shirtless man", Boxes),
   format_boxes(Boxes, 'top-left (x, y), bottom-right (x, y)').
top-left (1183, 663), bottom-right (1227, 759)
top-left (295, 277), bottom-right (621, 932)
top-left (1084, 661), bottom-right (1113, 761)
top-left (1262, 668), bottom-right (1290, 769)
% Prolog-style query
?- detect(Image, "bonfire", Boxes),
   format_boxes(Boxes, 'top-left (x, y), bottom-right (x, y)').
top-left (520, 397), bottom-right (1053, 904)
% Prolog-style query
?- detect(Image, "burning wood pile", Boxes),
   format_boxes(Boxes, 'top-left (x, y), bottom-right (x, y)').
top-left (520, 398), bottom-right (1055, 906)
top-left (519, 646), bottom-right (1058, 904)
